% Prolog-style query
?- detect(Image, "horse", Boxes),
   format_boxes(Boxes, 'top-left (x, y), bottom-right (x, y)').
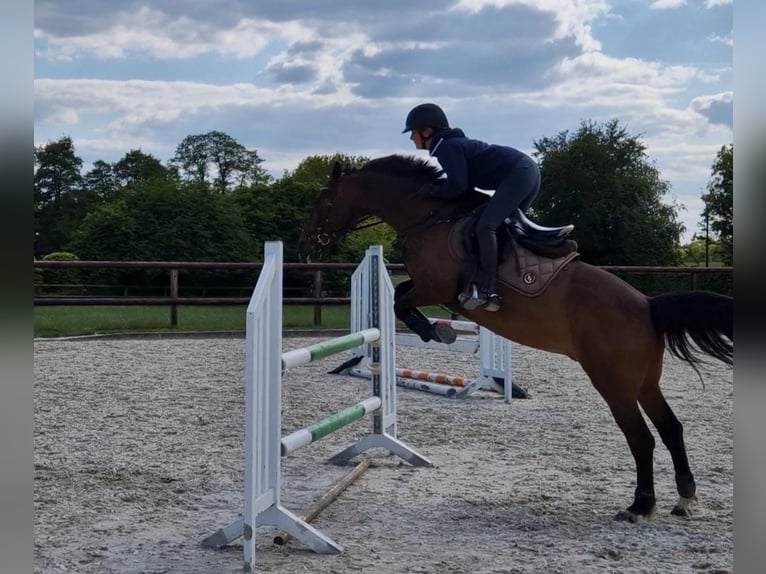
top-left (298, 154), bottom-right (733, 523)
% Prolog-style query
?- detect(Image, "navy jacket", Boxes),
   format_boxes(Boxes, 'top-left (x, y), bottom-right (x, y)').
top-left (420, 128), bottom-right (527, 198)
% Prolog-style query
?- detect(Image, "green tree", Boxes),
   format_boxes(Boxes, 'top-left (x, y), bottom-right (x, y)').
top-left (677, 238), bottom-right (722, 267)
top-left (171, 133), bottom-right (208, 182)
top-left (34, 136), bottom-right (83, 208)
top-left (285, 153), bottom-right (367, 186)
top-left (71, 180), bottom-right (255, 289)
top-left (113, 149), bottom-right (174, 185)
top-left (34, 136), bottom-right (87, 256)
top-left (171, 131), bottom-right (268, 192)
top-left (83, 160), bottom-right (118, 200)
top-left (231, 178), bottom-right (316, 262)
top-left (700, 144), bottom-right (733, 265)
top-left (532, 119), bottom-right (683, 265)
top-left (72, 179), bottom-right (253, 261)
top-left (38, 251), bottom-right (81, 293)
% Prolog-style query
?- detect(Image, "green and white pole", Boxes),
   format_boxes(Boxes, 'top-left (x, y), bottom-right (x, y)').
top-left (280, 396), bottom-right (383, 456)
top-left (281, 328), bottom-right (380, 371)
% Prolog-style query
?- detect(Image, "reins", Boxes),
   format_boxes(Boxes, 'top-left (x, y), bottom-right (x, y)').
top-left (352, 216), bottom-right (384, 233)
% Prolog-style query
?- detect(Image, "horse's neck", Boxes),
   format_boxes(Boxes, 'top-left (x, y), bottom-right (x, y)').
top-left (351, 176), bottom-right (427, 232)
top-left (349, 174), bottom-right (484, 234)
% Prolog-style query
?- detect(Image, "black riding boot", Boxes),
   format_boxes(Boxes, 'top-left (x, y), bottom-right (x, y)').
top-left (460, 229), bottom-right (502, 312)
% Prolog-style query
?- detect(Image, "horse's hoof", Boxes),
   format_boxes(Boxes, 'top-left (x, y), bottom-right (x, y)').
top-left (614, 504), bottom-right (655, 523)
top-left (670, 496), bottom-right (696, 517)
top-left (613, 509), bottom-right (641, 523)
top-left (432, 323), bottom-right (457, 344)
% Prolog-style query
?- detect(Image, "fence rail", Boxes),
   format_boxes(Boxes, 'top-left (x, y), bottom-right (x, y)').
top-left (34, 260), bottom-right (733, 326)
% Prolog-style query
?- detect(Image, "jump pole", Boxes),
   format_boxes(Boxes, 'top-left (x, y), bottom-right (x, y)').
top-left (273, 458), bottom-right (371, 546)
top-left (344, 365), bottom-right (458, 398)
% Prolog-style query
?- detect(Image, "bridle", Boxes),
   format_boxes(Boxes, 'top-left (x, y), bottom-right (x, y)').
top-left (308, 185), bottom-right (384, 247)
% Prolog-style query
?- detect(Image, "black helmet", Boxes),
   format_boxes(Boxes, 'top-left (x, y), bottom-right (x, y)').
top-left (402, 103), bottom-right (450, 133)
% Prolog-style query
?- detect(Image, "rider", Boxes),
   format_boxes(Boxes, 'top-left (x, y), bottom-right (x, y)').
top-left (402, 102), bottom-right (541, 312)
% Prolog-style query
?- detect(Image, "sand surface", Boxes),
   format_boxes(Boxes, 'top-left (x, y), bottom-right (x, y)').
top-left (34, 336), bottom-right (733, 573)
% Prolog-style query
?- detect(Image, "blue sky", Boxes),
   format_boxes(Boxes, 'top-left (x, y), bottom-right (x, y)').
top-left (34, 0), bottom-right (733, 243)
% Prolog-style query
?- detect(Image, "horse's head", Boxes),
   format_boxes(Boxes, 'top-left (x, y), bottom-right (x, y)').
top-left (299, 161), bottom-right (361, 261)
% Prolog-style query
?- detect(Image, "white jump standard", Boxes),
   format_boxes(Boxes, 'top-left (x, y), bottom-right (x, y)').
top-left (335, 253), bottom-right (522, 401)
top-left (202, 242), bottom-right (431, 572)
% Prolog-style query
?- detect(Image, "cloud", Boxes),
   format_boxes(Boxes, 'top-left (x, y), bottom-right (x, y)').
top-left (690, 91), bottom-right (733, 128)
top-left (705, 0), bottom-right (732, 7)
top-left (708, 32), bottom-right (733, 47)
top-left (649, 0), bottom-right (687, 9)
top-left (262, 61), bottom-right (318, 85)
top-left (35, 4), bottom-right (314, 61)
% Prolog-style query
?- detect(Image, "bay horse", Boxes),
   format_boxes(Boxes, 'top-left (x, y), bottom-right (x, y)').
top-left (298, 154), bottom-right (733, 523)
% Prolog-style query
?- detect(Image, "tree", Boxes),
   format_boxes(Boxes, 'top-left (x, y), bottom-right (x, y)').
top-left (34, 136), bottom-right (83, 208)
top-left (532, 119), bottom-right (684, 265)
top-left (70, 179), bottom-right (256, 290)
top-left (171, 134), bottom-right (209, 183)
top-left (231, 178), bottom-right (316, 262)
top-left (71, 179), bottom-right (253, 262)
top-left (83, 160), bottom-right (118, 200)
top-left (34, 136), bottom-right (88, 256)
top-left (112, 149), bottom-right (173, 185)
top-left (677, 237), bottom-right (722, 266)
top-left (285, 153), bottom-right (367, 186)
top-left (171, 131), bottom-right (268, 192)
top-left (700, 144), bottom-right (733, 265)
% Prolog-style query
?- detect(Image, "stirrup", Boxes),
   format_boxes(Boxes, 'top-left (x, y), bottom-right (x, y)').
top-left (458, 285), bottom-right (502, 312)
top-left (482, 293), bottom-right (501, 312)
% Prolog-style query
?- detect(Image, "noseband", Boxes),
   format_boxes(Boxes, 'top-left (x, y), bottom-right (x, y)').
top-left (307, 185), bottom-right (383, 247)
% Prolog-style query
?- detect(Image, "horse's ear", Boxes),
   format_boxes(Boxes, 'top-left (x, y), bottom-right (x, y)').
top-left (329, 161), bottom-right (343, 183)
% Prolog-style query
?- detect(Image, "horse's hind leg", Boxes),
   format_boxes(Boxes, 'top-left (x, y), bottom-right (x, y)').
top-left (605, 398), bottom-right (658, 522)
top-left (638, 370), bottom-right (697, 517)
top-left (393, 280), bottom-right (456, 344)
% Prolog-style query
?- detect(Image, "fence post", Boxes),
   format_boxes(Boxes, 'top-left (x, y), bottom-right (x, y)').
top-left (169, 269), bottom-right (178, 327)
top-left (690, 271), bottom-right (698, 291)
top-left (313, 269), bottom-right (322, 326)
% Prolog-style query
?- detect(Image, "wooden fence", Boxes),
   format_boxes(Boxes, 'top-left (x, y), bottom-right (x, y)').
top-left (33, 260), bottom-right (733, 327)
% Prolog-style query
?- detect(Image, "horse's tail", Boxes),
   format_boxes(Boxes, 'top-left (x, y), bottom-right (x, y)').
top-left (649, 291), bottom-right (733, 368)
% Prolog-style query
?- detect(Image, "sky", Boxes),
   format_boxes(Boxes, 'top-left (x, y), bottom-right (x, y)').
top-left (33, 0), bottom-right (733, 243)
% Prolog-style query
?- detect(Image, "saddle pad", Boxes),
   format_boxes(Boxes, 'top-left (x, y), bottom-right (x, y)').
top-left (448, 218), bottom-right (580, 297)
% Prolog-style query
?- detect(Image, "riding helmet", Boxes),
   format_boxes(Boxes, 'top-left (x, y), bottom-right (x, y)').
top-left (402, 103), bottom-right (450, 133)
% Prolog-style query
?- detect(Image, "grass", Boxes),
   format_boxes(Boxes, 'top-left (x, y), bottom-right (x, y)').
top-left (34, 304), bottom-right (456, 338)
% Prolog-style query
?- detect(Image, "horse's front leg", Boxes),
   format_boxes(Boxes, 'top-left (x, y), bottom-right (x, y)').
top-left (394, 280), bottom-right (457, 344)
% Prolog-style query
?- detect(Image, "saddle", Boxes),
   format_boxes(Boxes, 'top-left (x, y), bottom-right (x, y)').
top-left (447, 213), bottom-right (579, 297)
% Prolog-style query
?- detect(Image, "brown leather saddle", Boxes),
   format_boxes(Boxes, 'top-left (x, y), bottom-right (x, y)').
top-left (447, 217), bottom-right (579, 297)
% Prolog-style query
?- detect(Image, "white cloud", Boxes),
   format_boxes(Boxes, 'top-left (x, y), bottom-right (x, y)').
top-left (708, 32), bottom-right (733, 47)
top-left (526, 51), bottom-right (718, 117)
top-left (689, 91), bottom-right (733, 128)
top-left (649, 0), bottom-right (687, 9)
top-left (453, 0), bottom-right (610, 51)
top-left (705, 0), bottom-right (732, 7)
top-left (34, 8), bottom-right (312, 61)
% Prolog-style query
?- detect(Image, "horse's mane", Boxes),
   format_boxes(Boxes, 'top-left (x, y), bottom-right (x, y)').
top-left (351, 155), bottom-right (443, 183)
top-left (343, 154), bottom-right (487, 216)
